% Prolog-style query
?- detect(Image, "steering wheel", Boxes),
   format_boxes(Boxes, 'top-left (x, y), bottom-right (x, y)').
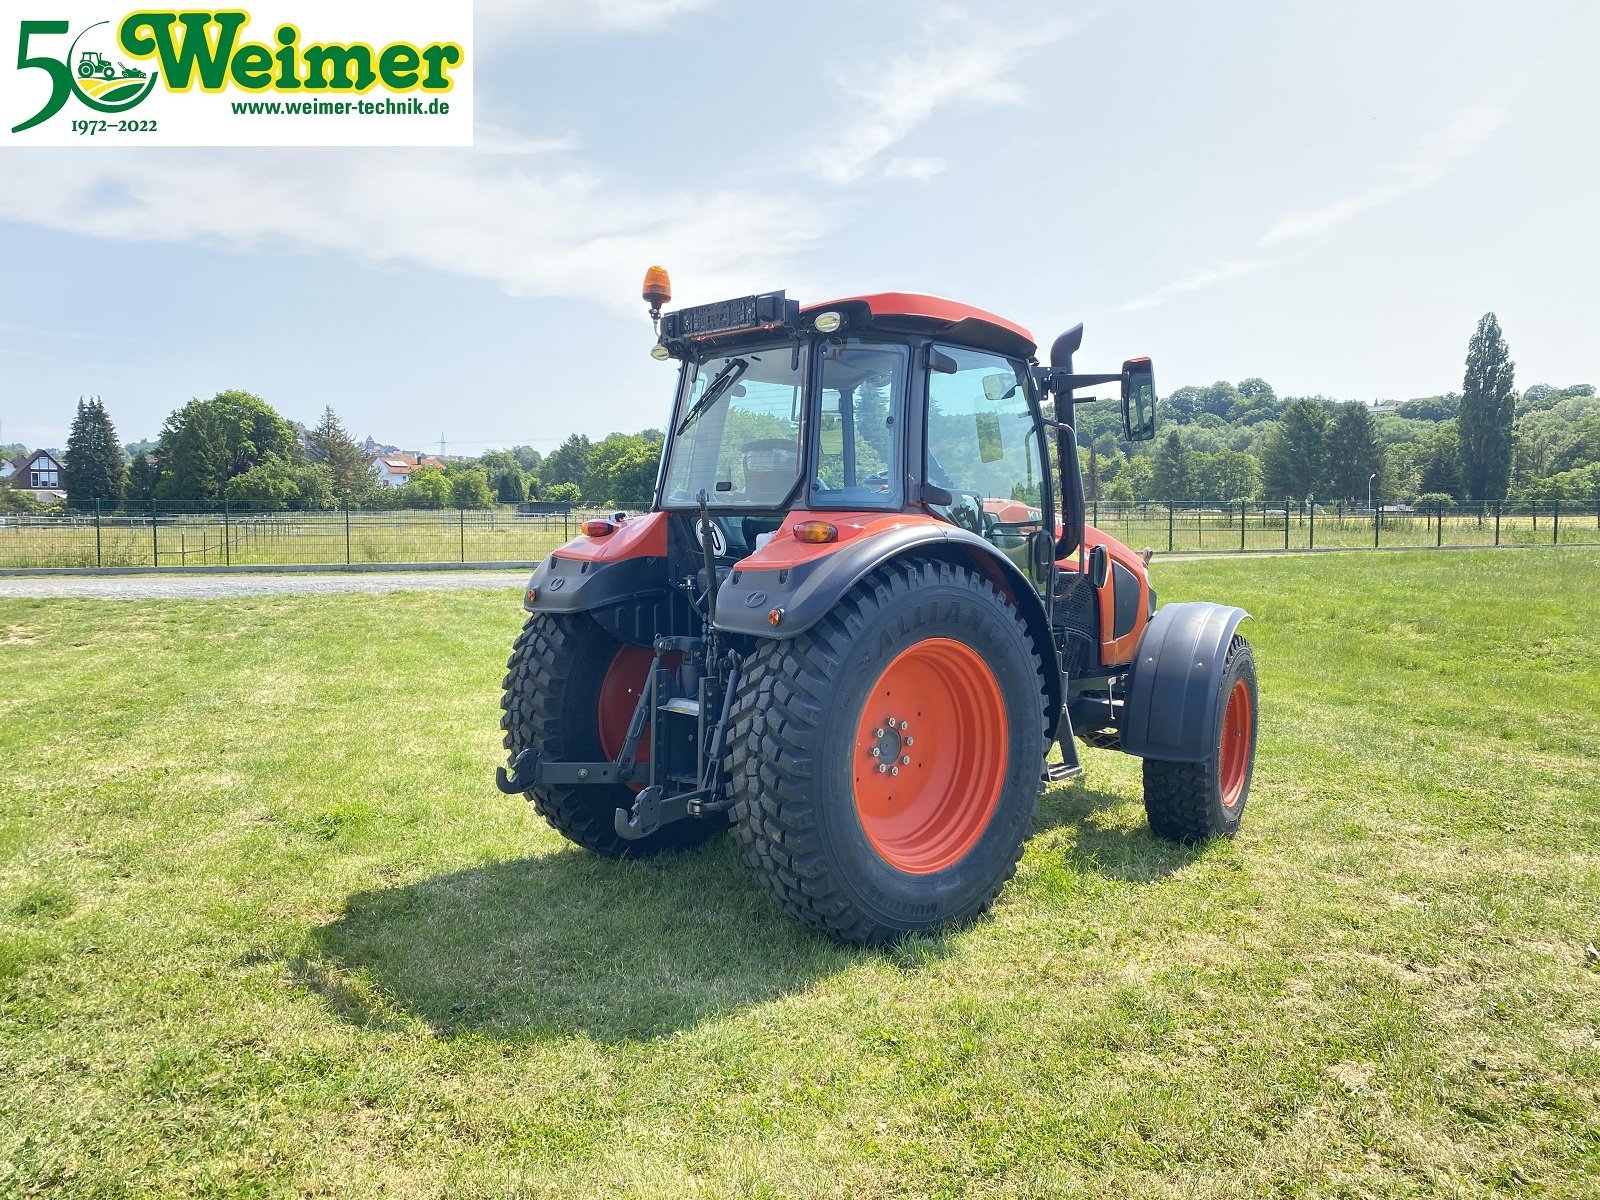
top-left (949, 490), bottom-right (988, 535)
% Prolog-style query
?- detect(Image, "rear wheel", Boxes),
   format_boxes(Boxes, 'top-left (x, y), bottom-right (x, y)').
top-left (727, 559), bottom-right (1046, 944)
top-left (1142, 635), bottom-right (1258, 842)
top-left (500, 612), bottom-right (721, 857)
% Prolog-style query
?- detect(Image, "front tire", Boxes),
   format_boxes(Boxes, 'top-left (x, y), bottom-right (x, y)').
top-left (727, 560), bottom-right (1047, 944)
top-left (500, 612), bottom-right (722, 857)
top-left (1142, 635), bottom-right (1258, 842)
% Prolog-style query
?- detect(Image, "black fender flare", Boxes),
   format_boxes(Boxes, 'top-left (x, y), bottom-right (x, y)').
top-left (522, 553), bottom-right (667, 615)
top-left (1119, 601), bottom-right (1250, 763)
top-left (715, 523), bottom-right (1064, 740)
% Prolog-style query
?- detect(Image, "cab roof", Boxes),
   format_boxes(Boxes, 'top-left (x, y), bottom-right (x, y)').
top-left (800, 292), bottom-right (1037, 360)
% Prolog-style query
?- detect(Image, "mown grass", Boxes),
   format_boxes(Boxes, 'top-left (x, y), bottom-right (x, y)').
top-left (1, 549), bottom-right (1597, 1198)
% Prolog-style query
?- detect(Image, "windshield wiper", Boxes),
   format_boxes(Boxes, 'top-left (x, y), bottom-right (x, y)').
top-left (676, 357), bottom-right (752, 436)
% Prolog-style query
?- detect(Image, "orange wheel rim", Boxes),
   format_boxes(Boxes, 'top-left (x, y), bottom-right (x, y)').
top-left (1219, 678), bottom-right (1253, 807)
top-left (851, 638), bottom-right (1008, 874)
top-left (598, 644), bottom-right (662, 789)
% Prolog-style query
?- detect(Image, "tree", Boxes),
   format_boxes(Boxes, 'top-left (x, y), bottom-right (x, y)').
top-left (304, 407), bottom-right (376, 503)
top-left (1418, 425), bottom-right (1462, 498)
top-left (1324, 401), bottom-right (1384, 504)
top-left (156, 390), bottom-right (297, 505)
top-left (1084, 444), bottom-right (1102, 502)
top-left (544, 481), bottom-right (581, 506)
top-left (449, 468), bottom-right (495, 510)
top-left (543, 433), bottom-right (592, 493)
top-left (401, 465), bottom-right (450, 509)
top-left (1151, 430), bottom-right (1193, 501)
top-left (63, 397), bottom-right (126, 507)
top-left (1459, 312), bottom-right (1515, 501)
top-left (224, 454), bottom-right (299, 510)
top-left (124, 451), bottom-right (158, 504)
top-left (586, 433), bottom-right (661, 508)
top-left (1260, 398), bottom-right (1328, 500)
top-left (496, 467), bottom-right (527, 504)
top-left (293, 463), bottom-right (336, 510)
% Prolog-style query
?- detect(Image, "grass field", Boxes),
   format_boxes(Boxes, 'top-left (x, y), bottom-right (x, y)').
top-left (1, 549), bottom-right (1597, 1198)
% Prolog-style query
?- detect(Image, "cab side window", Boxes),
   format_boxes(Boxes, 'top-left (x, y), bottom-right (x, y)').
top-left (809, 340), bottom-right (907, 509)
top-left (925, 345), bottom-right (1046, 554)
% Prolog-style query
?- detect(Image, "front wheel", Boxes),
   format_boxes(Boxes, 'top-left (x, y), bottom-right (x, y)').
top-left (727, 559), bottom-right (1047, 944)
top-left (1142, 635), bottom-right (1258, 842)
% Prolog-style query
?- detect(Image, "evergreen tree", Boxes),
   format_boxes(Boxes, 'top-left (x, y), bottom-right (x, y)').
top-left (1260, 398), bottom-right (1328, 500)
top-left (1151, 430), bottom-right (1193, 501)
top-left (156, 390), bottom-right (296, 505)
top-left (1459, 312), bottom-right (1515, 501)
top-left (124, 450), bottom-right (158, 504)
top-left (63, 397), bottom-right (126, 507)
top-left (304, 406), bottom-right (376, 502)
top-left (1085, 444), bottom-right (1102, 502)
top-left (1419, 426), bottom-right (1463, 498)
top-left (1324, 401), bottom-right (1384, 503)
top-left (543, 433), bottom-right (592, 492)
top-left (496, 467), bottom-right (527, 504)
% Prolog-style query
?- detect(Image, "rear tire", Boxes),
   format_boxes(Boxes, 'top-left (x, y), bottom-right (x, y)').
top-left (727, 560), bottom-right (1046, 944)
top-left (500, 612), bottom-right (722, 858)
top-left (1142, 635), bottom-right (1258, 842)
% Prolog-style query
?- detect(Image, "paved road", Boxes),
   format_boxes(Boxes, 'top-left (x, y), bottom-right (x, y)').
top-left (0, 570), bottom-right (530, 600)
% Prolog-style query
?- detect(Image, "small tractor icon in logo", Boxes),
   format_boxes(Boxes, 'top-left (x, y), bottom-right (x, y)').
top-left (78, 51), bottom-right (146, 81)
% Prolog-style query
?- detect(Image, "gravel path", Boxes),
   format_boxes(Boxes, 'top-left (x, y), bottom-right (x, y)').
top-left (0, 570), bottom-right (530, 600)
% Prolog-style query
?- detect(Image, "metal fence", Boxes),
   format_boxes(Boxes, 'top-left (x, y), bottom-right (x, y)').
top-left (0, 502), bottom-right (592, 569)
top-left (0, 499), bottom-right (1595, 571)
top-left (1090, 500), bottom-right (1600, 554)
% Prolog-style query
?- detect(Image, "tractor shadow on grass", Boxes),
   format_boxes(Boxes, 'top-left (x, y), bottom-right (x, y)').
top-left (1032, 784), bottom-right (1208, 882)
top-left (294, 837), bottom-right (860, 1044)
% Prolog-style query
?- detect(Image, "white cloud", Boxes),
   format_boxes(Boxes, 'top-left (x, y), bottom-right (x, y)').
top-left (881, 156), bottom-right (949, 182)
top-left (1259, 104), bottom-right (1507, 247)
top-left (0, 149), bottom-right (830, 312)
top-left (1111, 258), bottom-right (1275, 314)
top-left (477, 0), bottom-right (719, 39)
top-left (808, 9), bottom-right (1068, 186)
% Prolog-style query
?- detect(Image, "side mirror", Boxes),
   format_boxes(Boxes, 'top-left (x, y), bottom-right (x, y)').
top-left (1121, 358), bottom-right (1157, 442)
top-left (982, 372), bottom-right (1018, 402)
top-left (1088, 544), bottom-right (1109, 589)
top-left (1028, 528), bottom-right (1055, 583)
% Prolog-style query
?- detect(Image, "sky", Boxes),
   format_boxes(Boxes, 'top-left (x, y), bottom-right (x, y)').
top-left (2, 0), bottom-right (1597, 454)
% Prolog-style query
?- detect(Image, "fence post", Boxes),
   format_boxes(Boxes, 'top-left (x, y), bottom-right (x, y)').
top-left (460, 508), bottom-right (467, 563)
top-left (1495, 502), bottom-right (1501, 546)
top-left (1283, 504), bottom-right (1290, 550)
top-left (1092, 499), bottom-right (1098, 527)
top-left (151, 499), bottom-right (159, 566)
top-left (1167, 505), bottom-right (1174, 553)
top-left (344, 501), bottom-right (352, 565)
top-left (1373, 503), bottom-right (1380, 549)
top-left (1309, 499), bottom-right (1315, 549)
top-left (1553, 500), bottom-right (1560, 545)
top-left (1239, 501), bottom-right (1245, 552)
top-left (222, 499), bottom-right (231, 566)
top-left (94, 497), bottom-right (103, 567)
top-left (1437, 505), bottom-right (1443, 547)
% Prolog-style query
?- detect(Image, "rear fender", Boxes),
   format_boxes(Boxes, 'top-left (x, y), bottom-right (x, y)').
top-left (523, 511), bottom-right (669, 616)
top-left (1120, 601), bottom-right (1249, 763)
top-left (715, 519), bottom-right (1063, 739)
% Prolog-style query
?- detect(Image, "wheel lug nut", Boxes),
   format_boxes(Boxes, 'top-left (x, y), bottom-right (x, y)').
top-left (877, 764), bottom-right (888, 774)
top-left (903, 736), bottom-right (913, 746)
top-left (875, 728), bottom-right (885, 738)
top-left (901, 755), bottom-right (911, 765)
top-left (886, 716), bottom-right (895, 726)
top-left (899, 721), bottom-right (909, 731)
top-left (870, 747), bottom-right (881, 758)
top-left (890, 766), bottom-right (899, 776)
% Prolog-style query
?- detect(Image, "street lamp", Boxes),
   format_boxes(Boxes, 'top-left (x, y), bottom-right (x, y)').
top-left (1368, 472), bottom-right (1377, 513)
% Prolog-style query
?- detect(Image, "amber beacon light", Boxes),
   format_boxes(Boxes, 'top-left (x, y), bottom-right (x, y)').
top-left (643, 265), bottom-right (673, 326)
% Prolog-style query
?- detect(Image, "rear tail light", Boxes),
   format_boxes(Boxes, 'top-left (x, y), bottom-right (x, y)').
top-left (792, 521), bottom-right (838, 544)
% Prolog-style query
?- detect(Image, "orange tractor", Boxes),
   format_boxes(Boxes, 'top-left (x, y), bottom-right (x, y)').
top-left (498, 269), bottom-right (1258, 944)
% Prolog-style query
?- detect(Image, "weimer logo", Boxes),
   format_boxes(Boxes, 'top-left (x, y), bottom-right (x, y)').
top-left (3, 3), bottom-right (473, 147)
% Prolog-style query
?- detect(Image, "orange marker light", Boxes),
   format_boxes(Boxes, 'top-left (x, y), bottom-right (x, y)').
top-left (792, 521), bottom-right (839, 544)
top-left (582, 519), bottom-right (616, 537)
top-left (769, 607), bottom-right (784, 626)
top-left (642, 265), bottom-right (672, 312)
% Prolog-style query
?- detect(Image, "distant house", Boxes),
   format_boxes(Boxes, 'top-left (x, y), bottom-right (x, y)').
top-left (374, 456), bottom-right (415, 488)
top-left (6, 450), bottom-right (66, 502)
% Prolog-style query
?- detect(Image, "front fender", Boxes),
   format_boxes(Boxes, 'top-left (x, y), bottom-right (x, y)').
top-left (1120, 601), bottom-right (1250, 763)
